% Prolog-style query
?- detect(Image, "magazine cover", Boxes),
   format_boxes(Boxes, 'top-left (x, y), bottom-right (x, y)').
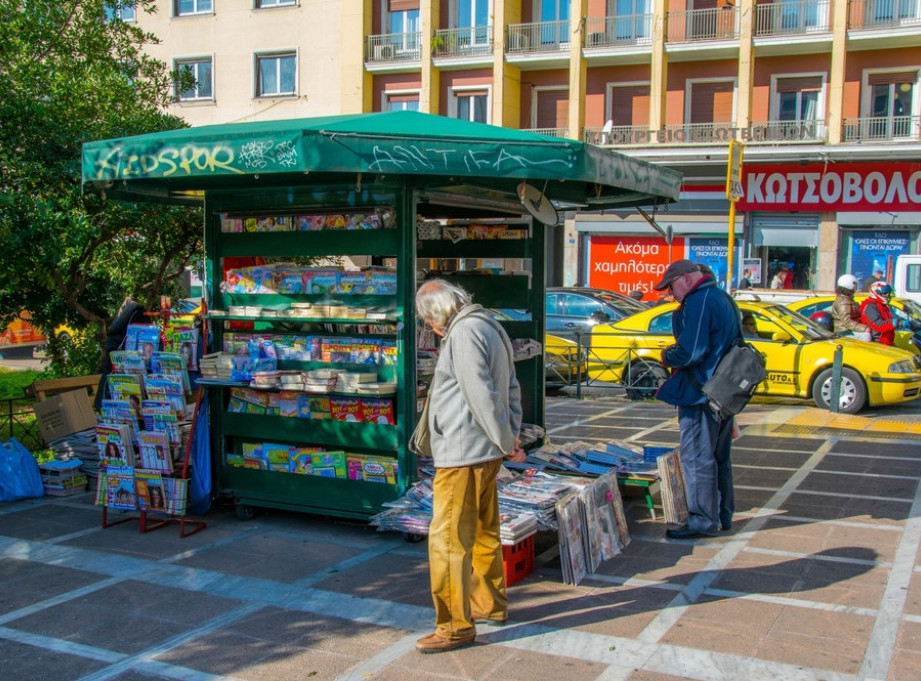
top-left (105, 465), bottom-right (136, 510)
top-left (164, 325), bottom-right (199, 371)
top-left (96, 423), bottom-right (134, 466)
top-left (555, 493), bottom-right (588, 586)
top-left (657, 452), bottom-right (689, 526)
top-left (125, 324), bottom-right (160, 367)
top-left (136, 430), bottom-right (173, 473)
top-left (135, 469), bottom-right (166, 512)
top-left (162, 477), bottom-right (188, 516)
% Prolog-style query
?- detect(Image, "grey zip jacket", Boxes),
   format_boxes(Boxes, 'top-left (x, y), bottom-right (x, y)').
top-left (428, 304), bottom-right (522, 468)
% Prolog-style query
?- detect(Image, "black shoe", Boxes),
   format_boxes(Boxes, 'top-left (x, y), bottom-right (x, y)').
top-left (720, 522), bottom-right (732, 532)
top-left (665, 526), bottom-right (709, 540)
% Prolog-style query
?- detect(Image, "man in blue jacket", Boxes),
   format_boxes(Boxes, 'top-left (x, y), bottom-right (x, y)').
top-left (654, 260), bottom-right (740, 539)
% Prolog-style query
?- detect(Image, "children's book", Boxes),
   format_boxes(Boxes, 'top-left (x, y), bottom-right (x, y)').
top-left (360, 398), bottom-right (395, 425)
top-left (346, 453), bottom-right (398, 484)
top-left (105, 465), bottom-right (136, 510)
top-left (330, 396), bottom-right (361, 422)
top-left (136, 430), bottom-right (173, 473)
top-left (289, 447), bottom-right (324, 474)
top-left (263, 443), bottom-right (292, 472)
top-left (310, 451), bottom-right (347, 478)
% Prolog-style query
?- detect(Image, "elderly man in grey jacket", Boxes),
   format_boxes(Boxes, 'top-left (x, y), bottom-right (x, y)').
top-left (414, 278), bottom-right (524, 654)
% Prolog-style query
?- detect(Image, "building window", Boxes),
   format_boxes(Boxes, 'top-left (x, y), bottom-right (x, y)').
top-left (451, 89), bottom-right (489, 123)
top-left (255, 0), bottom-right (297, 7)
top-left (256, 52), bottom-right (297, 97)
top-left (865, 71), bottom-right (917, 138)
top-left (104, 2), bottom-right (136, 22)
top-left (175, 58), bottom-right (213, 101)
top-left (607, 82), bottom-right (651, 137)
top-left (175, 0), bottom-right (212, 16)
top-left (386, 92), bottom-right (420, 112)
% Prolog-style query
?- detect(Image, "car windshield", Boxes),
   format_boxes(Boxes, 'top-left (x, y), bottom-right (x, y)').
top-left (766, 305), bottom-right (834, 340)
top-left (593, 290), bottom-right (646, 313)
top-left (896, 299), bottom-right (921, 325)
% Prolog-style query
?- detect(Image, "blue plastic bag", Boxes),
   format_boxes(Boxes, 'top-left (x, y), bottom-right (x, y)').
top-left (0, 438), bottom-right (45, 502)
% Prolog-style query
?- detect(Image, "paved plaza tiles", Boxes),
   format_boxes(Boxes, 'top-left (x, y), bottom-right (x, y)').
top-left (0, 397), bottom-right (919, 681)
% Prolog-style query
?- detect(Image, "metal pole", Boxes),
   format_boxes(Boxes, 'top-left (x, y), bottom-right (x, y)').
top-left (575, 329), bottom-right (583, 400)
top-left (830, 344), bottom-right (843, 413)
top-left (726, 200), bottom-right (736, 292)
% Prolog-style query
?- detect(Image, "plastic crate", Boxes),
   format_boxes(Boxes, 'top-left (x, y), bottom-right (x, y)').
top-left (502, 534), bottom-right (535, 587)
top-left (643, 445), bottom-right (674, 464)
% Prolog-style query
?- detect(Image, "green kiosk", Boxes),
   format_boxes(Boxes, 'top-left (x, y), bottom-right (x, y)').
top-left (82, 111), bottom-right (681, 521)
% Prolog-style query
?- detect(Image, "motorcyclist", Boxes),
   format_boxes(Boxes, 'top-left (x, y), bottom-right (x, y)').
top-left (809, 311), bottom-right (833, 333)
top-left (860, 281), bottom-right (895, 345)
top-left (831, 274), bottom-right (871, 341)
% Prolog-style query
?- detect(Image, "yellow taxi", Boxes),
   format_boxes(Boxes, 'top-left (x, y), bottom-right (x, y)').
top-left (786, 294), bottom-right (921, 355)
top-left (588, 300), bottom-right (921, 413)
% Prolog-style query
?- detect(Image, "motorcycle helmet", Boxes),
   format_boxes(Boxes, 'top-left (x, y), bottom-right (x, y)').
top-left (869, 281), bottom-right (893, 301)
top-left (836, 274), bottom-right (859, 291)
top-left (810, 311), bottom-right (833, 332)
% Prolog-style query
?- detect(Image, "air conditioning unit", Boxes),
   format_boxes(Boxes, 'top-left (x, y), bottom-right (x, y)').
top-left (508, 32), bottom-right (529, 51)
top-left (587, 32), bottom-right (606, 47)
top-left (373, 44), bottom-right (395, 61)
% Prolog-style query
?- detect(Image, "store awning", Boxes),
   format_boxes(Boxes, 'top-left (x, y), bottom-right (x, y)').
top-left (81, 111), bottom-right (681, 208)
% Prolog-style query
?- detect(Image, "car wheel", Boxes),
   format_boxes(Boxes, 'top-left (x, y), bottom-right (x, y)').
top-left (624, 361), bottom-right (668, 400)
top-left (813, 367), bottom-right (867, 414)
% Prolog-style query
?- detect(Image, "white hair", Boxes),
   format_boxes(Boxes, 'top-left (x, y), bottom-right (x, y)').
top-left (415, 279), bottom-right (472, 328)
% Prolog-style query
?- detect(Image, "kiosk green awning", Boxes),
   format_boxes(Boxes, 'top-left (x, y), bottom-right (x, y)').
top-left (82, 110), bottom-right (681, 208)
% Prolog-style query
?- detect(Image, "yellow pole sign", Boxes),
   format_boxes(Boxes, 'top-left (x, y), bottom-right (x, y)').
top-left (726, 140), bottom-right (744, 290)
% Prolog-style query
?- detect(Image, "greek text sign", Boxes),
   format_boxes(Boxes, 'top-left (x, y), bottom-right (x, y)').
top-left (737, 163), bottom-right (921, 211)
top-left (588, 236), bottom-right (686, 299)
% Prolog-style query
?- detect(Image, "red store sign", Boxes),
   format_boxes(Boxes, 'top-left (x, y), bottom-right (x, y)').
top-left (737, 162), bottom-right (921, 211)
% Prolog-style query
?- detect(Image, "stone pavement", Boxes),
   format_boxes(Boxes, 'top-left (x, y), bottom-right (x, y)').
top-left (1, 397), bottom-right (920, 681)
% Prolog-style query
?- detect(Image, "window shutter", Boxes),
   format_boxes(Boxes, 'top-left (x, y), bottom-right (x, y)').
top-left (611, 85), bottom-right (651, 127)
top-left (776, 76), bottom-right (823, 92)
top-left (389, 0), bottom-right (419, 12)
top-left (536, 90), bottom-right (568, 128)
top-left (867, 71), bottom-right (916, 86)
top-left (690, 81), bottom-right (734, 123)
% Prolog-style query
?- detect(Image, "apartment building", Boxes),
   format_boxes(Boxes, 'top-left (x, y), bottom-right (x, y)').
top-left (122, 1), bottom-right (920, 293)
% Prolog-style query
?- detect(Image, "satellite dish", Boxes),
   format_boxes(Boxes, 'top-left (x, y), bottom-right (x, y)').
top-left (517, 182), bottom-right (559, 226)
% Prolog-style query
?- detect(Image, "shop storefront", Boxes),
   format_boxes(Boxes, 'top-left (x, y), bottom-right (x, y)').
top-left (571, 161), bottom-right (920, 295)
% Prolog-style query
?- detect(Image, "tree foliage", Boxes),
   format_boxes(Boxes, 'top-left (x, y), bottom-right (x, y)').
top-left (0, 1), bottom-right (202, 373)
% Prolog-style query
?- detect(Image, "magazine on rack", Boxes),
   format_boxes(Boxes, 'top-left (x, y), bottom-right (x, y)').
top-left (136, 430), bottom-right (173, 473)
top-left (104, 465), bottom-right (136, 510)
top-left (555, 492), bottom-right (587, 586)
top-left (135, 469), bottom-right (167, 513)
top-left (657, 452), bottom-right (689, 526)
top-left (96, 423), bottom-right (135, 466)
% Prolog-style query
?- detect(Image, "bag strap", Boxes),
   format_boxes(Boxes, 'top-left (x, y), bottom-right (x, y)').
top-left (682, 287), bottom-right (745, 392)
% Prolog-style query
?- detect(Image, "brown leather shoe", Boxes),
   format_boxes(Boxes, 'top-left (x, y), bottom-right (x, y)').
top-left (415, 632), bottom-right (475, 654)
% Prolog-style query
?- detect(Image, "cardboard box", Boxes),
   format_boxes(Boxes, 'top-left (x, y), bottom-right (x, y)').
top-left (34, 389), bottom-right (97, 443)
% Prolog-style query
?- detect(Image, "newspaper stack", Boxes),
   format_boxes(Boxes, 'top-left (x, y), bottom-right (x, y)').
top-left (657, 452), bottom-right (689, 525)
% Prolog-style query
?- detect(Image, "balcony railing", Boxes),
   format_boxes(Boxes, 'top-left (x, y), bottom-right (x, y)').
top-left (746, 120), bottom-right (828, 143)
top-left (754, 0), bottom-right (832, 36)
top-left (842, 115), bottom-right (921, 142)
top-left (848, 0), bottom-right (921, 29)
top-left (366, 32), bottom-right (422, 63)
top-left (585, 120), bottom-right (827, 146)
top-left (666, 6), bottom-right (740, 43)
top-left (506, 20), bottom-right (571, 54)
top-left (584, 14), bottom-right (654, 48)
top-left (432, 25), bottom-right (494, 58)
top-left (522, 127), bottom-right (568, 138)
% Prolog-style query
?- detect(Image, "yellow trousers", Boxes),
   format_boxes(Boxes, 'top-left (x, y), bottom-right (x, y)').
top-left (428, 457), bottom-right (507, 639)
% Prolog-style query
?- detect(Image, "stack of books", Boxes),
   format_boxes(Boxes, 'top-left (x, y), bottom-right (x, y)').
top-left (199, 352), bottom-right (233, 380)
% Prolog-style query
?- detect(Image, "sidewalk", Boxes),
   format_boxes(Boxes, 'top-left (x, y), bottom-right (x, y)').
top-left (0, 397), bottom-right (919, 681)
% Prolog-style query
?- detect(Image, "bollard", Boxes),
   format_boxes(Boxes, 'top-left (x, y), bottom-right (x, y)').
top-left (829, 344), bottom-right (843, 413)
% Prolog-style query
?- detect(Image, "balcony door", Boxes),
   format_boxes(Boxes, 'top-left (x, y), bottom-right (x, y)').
top-left (613, 0), bottom-right (651, 40)
top-left (537, 0), bottom-right (570, 46)
top-left (534, 87), bottom-right (568, 135)
top-left (388, 1), bottom-right (420, 53)
top-left (867, 72), bottom-right (916, 139)
top-left (774, 74), bottom-right (824, 141)
top-left (453, 0), bottom-right (490, 47)
top-left (688, 79), bottom-right (735, 141)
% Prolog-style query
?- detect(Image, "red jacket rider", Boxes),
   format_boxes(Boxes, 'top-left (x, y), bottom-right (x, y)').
top-left (860, 282), bottom-right (895, 345)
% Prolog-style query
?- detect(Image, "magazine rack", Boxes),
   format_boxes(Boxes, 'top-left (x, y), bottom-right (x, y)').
top-left (99, 303), bottom-right (208, 538)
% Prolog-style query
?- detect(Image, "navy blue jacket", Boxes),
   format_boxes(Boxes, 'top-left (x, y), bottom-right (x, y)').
top-left (656, 275), bottom-right (741, 407)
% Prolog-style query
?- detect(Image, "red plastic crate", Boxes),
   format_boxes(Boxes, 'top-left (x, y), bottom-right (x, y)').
top-left (502, 534), bottom-right (535, 587)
